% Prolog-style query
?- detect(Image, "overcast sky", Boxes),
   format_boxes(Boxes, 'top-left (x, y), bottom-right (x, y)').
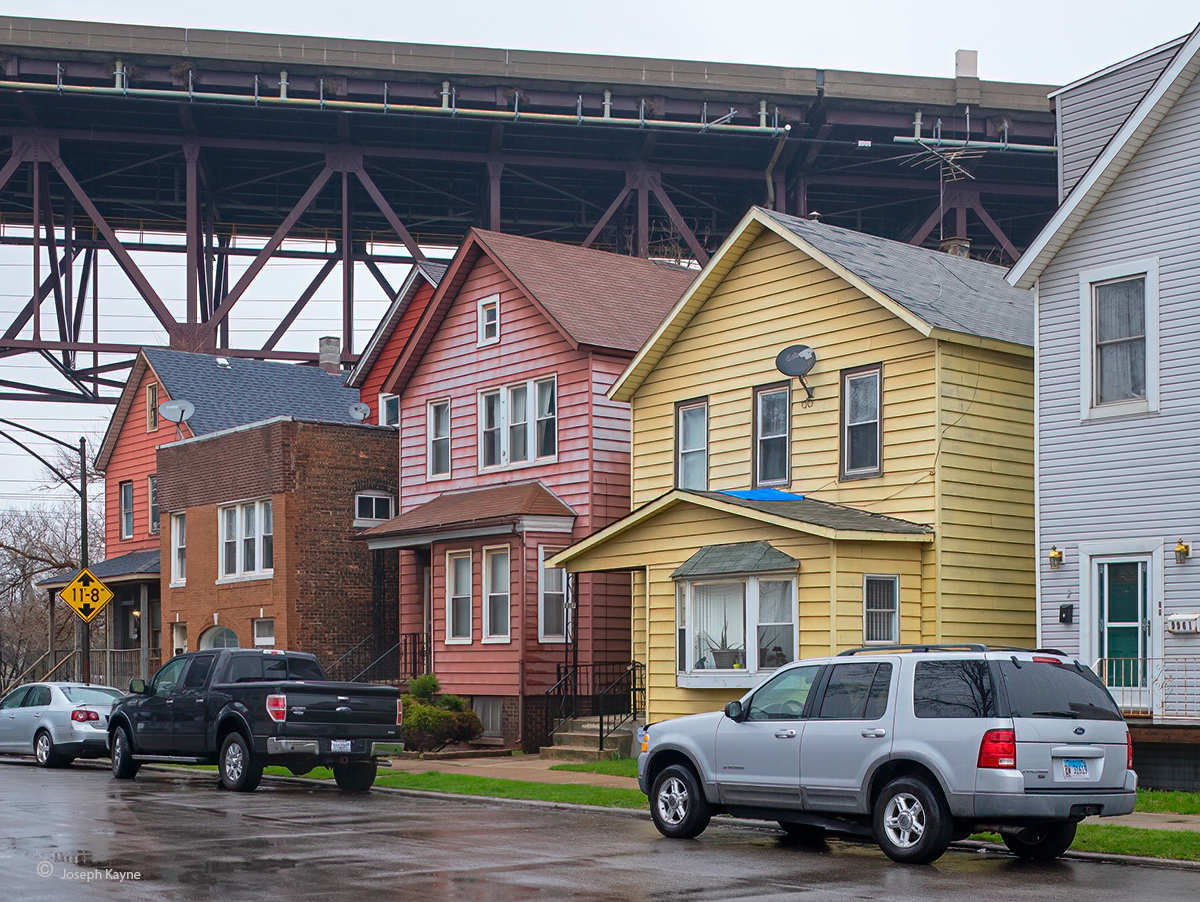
top-left (1, 2), bottom-right (1198, 515)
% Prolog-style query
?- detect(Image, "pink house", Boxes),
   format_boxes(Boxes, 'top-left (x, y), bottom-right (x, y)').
top-left (362, 229), bottom-right (693, 748)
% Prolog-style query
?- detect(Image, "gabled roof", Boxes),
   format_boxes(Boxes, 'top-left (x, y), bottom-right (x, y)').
top-left (611, 206), bottom-right (1034, 402)
top-left (383, 229), bottom-right (695, 393)
top-left (37, 548), bottom-right (160, 590)
top-left (1009, 23), bottom-right (1200, 289)
top-left (347, 261), bottom-right (447, 388)
top-left (96, 347), bottom-right (362, 470)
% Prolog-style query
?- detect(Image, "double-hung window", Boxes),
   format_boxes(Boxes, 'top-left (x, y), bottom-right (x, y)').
top-left (477, 295), bottom-right (499, 345)
top-left (219, 499), bottom-right (273, 579)
top-left (170, 513), bottom-right (186, 585)
top-left (379, 393), bottom-right (400, 426)
top-left (754, 384), bottom-right (790, 486)
top-left (146, 382), bottom-right (159, 431)
top-left (863, 575), bottom-right (899, 643)
top-left (428, 399), bottom-right (451, 478)
top-left (841, 365), bottom-right (881, 479)
top-left (483, 546), bottom-right (510, 641)
top-left (446, 551), bottom-right (472, 643)
top-left (675, 574), bottom-right (797, 686)
top-left (539, 547), bottom-right (568, 642)
top-left (478, 377), bottom-right (557, 469)
top-left (1080, 259), bottom-right (1159, 419)
top-left (119, 481), bottom-right (134, 539)
top-left (676, 398), bottom-right (708, 490)
top-left (148, 475), bottom-right (159, 535)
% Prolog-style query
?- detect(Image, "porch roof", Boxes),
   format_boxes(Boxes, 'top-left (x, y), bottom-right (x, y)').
top-left (37, 549), bottom-right (161, 590)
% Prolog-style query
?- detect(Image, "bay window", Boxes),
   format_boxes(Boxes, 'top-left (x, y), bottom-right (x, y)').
top-left (219, 499), bottom-right (273, 579)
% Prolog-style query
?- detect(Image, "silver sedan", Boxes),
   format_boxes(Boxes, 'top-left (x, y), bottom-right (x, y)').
top-left (0, 682), bottom-right (124, 767)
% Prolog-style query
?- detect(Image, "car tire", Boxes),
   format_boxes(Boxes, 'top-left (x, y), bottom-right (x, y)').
top-left (110, 725), bottom-right (140, 779)
top-left (333, 761), bottom-right (377, 793)
top-left (218, 732), bottom-right (263, 792)
top-left (873, 776), bottom-right (954, 864)
top-left (34, 730), bottom-right (65, 768)
top-left (649, 764), bottom-right (711, 839)
top-left (1002, 821), bottom-right (1077, 861)
top-left (778, 821), bottom-right (825, 844)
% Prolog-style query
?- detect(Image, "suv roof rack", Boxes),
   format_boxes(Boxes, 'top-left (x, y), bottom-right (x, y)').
top-left (836, 643), bottom-right (990, 656)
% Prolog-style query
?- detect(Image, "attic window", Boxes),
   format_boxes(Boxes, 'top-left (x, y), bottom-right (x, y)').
top-left (146, 383), bottom-right (159, 432)
top-left (477, 295), bottom-right (499, 346)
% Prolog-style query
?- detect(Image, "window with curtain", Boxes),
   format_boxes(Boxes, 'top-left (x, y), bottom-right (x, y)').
top-left (676, 400), bottom-right (708, 490)
top-left (755, 385), bottom-right (789, 486)
top-left (1094, 277), bottom-right (1146, 406)
top-left (692, 582), bottom-right (746, 670)
top-left (484, 547), bottom-right (510, 640)
top-left (539, 547), bottom-right (567, 642)
top-left (757, 580), bottom-right (795, 667)
top-left (447, 551), bottom-right (472, 641)
top-left (677, 575), bottom-right (797, 683)
top-left (218, 499), bottom-right (273, 579)
top-left (478, 376), bottom-right (556, 469)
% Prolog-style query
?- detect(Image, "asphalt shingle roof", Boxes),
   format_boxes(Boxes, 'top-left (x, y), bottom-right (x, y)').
top-left (362, 481), bottom-right (575, 539)
top-left (143, 348), bottom-right (363, 437)
top-left (37, 548), bottom-right (160, 588)
top-left (671, 541), bottom-right (799, 578)
top-left (692, 490), bottom-right (932, 535)
top-left (760, 209), bottom-right (1033, 347)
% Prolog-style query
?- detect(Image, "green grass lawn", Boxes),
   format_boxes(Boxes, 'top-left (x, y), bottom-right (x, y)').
top-left (1135, 789), bottom-right (1200, 816)
top-left (973, 826), bottom-right (1200, 862)
top-left (371, 770), bottom-right (648, 809)
top-left (549, 758), bottom-right (639, 778)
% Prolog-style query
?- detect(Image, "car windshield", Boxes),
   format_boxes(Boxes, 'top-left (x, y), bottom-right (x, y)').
top-left (60, 686), bottom-right (123, 705)
top-left (998, 659), bottom-right (1123, 721)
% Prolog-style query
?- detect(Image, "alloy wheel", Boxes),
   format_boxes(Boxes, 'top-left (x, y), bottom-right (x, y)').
top-left (882, 791), bottom-right (927, 849)
top-left (224, 742), bottom-right (245, 783)
top-left (35, 733), bottom-right (50, 764)
top-left (656, 776), bottom-right (689, 826)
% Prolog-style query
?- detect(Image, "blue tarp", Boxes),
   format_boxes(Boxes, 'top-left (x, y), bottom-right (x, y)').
top-left (717, 488), bottom-right (804, 501)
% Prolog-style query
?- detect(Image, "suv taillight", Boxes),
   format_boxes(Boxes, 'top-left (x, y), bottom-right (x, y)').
top-left (396, 698), bottom-right (403, 726)
top-left (70, 709), bottom-right (99, 722)
top-left (978, 729), bottom-right (1016, 769)
top-left (266, 694), bottom-right (287, 723)
top-left (1127, 732), bottom-right (1134, 770)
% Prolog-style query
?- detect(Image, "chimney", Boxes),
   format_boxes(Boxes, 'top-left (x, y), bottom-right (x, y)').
top-left (318, 336), bottom-right (341, 375)
top-left (939, 237), bottom-right (971, 258)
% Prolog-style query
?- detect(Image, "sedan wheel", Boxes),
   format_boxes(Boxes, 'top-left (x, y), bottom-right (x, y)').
top-left (34, 730), bottom-right (63, 768)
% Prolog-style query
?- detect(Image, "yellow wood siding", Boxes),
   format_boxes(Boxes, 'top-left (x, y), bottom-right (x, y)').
top-left (934, 343), bottom-right (1036, 646)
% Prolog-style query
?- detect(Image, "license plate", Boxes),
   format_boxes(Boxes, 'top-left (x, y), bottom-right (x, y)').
top-left (1062, 758), bottom-right (1089, 779)
top-left (330, 740), bottom-right (352, 753)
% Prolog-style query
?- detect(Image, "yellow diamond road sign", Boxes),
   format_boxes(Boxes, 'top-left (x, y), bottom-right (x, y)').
top-left (59, 568), bottom-right (113, 624)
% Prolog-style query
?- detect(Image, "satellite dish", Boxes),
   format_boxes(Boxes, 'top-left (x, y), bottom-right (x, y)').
top-left (159, 399), bottom-right (195, 423)
top-left (349, 402), bottom-right (371, 422)
top-left (775, 344), bottom-right (817, 378)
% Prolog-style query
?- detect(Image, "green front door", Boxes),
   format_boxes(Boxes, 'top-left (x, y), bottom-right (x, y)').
top-left (1097, 560), bottom-right (1148, 690)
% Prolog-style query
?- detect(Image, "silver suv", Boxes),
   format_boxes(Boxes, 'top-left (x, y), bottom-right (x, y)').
top-left (637, 645), bottom-right (1137, 864)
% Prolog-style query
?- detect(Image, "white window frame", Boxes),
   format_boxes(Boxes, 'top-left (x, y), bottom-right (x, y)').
top-left (170, 513), bottom-right (187, 587)
top-left (446, 550), bottom-right (473, 644)
top-left (119, 481), bottom-right (134, 539)
top-left (148, 475), bottom-right (159, 535)
top-left (477, 375), bottom-right (557, 471)
top-left (862, 574), bottom-right (899, 644)
top-left (477, 294), bottom-right (500, 346)
top-left (353, 491), bottom-right (395, 526)
top-left (427, 398), bottom-right (452, 479)
top-left (1078, 258), bottom-right (1159, 421)
top-left (253, 617), bottom-right (276, 647)
top-left (842, 365), bottom-right (882, 479)
top-left (217, 498), bottom-right (274, 583)
top-left (675, 574), bottom-right (797, 689)
top-left (378, 392), bottom-right (400, 426)
top-left (483, 545), bottom-right (511, 642)
top-left (538, 546), bottom-right (569, 643)
top-left (676, 399), bottom-right (708, 490)
top-left (754, 384), bottom-right (790, 487)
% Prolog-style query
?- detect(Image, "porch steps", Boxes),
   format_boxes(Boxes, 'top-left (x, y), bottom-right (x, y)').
top-left (539, 716), bottom-right (637, 761)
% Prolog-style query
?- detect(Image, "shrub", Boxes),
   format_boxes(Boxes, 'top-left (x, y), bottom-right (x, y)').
top-left (408, 673), bottom-right (441, 702)
top-left (401, 695), bottom-right (484, 752)
top-left (439, 693), bottom-right (468, 712)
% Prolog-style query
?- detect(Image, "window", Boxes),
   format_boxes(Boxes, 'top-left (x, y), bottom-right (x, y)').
top-left (182, 654), bottom-right (215, 689)
top-left (914, 661), bottom-right (997, 718)
top-left (676, 575), bottom-right (796, 686)
top-left (483, 546), bottom-right (510, 641)
top-left (841, 365), bottom-right (881, 479)
top-left (746, 664), bottom-right (821, 721)
top-left (676, 399), bottom-right (708, 490)
top-left (473, 697), bottom-right (503, 737)
top-left (253, 618), bottom-right (276, 647)
top-left (148, 475), bottom-right (159, 535)
top-left (815, 662), bottom-right (892, 720)
top-left (218, 499), bottom-right (273, 579)
top-left (150, 655), bottom-right (188, 694)
top-left (379, 393), bottom-right (400, 426)
top-left (478, 377), bottom-right (557, 469)
top-left (199, 626), bottom-right (239, 650)
top-left (863, 575), bottom-right (898, 643)
top-left (354, 492), bottom-right (394, 524)
top-left (1080, 259), bottom-right (1159, 418)
top-left (146, 382), bottom-right (159, 431)
top-left (446, 551), bottom-right (472, 643)
top-left (539, 547), bottom-right (568, 642)
top-left (119, 481), bottom-right (134, 539)
top-left (477, 295), bottom-right (499, 345)
top-left (428, 399), bottom-right (451, 478)
top-left (170, 513), bottom-right (187, 585)
top-left (754, 384), bottom-right (790, 486)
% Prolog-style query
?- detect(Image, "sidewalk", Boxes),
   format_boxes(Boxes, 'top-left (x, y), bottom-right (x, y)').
top-left (384, 754), bottom-right (1200, 832)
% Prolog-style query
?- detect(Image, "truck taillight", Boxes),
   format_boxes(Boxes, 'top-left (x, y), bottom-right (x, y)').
top-left (266, 694), bottom-right (287, 723)
top-left (396, 698), bottom-right (403, 726)
top-left (1127, 732), bottom-right (1134, 769)
top-left (978, 729), bottom-right (1017, 769)
top-left (70, 709), bottom-right (99, 722)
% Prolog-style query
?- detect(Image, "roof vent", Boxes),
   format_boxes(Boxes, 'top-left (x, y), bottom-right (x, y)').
top-left (319, 336), bottom-right (341, 375)
top-left (215, 356), bottom-right (231, 369)
top-left (807, 211), bottom-right (822, 222)
top-left (939, 237), bottom-right (971, 258)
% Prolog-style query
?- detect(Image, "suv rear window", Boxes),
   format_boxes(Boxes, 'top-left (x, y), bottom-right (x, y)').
top-left (998, 659), bottom-right (1123, 722)
top-left (914, 661), bottom-right (997, 718)
top-left (226, 653), bottom-right (325, 682)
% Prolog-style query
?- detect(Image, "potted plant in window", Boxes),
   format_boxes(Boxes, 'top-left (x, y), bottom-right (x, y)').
top-left (703, 619), bottom-right (745, 669)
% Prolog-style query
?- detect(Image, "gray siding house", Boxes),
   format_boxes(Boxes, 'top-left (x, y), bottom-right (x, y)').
top-left (1010, 23), bottom-right (1200, 789)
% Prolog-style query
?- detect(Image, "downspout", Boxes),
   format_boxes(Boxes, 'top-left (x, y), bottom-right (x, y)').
top-left (764, 124), bottom-right (792, 208)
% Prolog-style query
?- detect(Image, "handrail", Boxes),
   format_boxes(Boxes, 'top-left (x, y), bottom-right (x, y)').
top-left (325, 633), bottom-right (374, 678)
top-left (597, 662), bottom-right (644, 753)
top-left (350, 641), bottom-right (401, 683)
top-left (3, 649), bottom-right (76, 693)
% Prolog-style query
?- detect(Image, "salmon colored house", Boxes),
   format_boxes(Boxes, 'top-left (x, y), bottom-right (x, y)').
top-left (361, 229), bottom-right (694, 748)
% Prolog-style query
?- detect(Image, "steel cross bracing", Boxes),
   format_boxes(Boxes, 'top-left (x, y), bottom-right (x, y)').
top-left (0, 20), bottom-right (1058, 405)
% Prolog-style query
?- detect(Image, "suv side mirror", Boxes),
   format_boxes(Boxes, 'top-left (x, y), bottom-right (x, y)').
top-left (724, 700), bottom-right (744, 721)
top-left (129, 679), bottom-right (147, 695)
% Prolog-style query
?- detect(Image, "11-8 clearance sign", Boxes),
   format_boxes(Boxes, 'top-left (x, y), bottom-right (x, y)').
top-left (58, 568), bottom-right (113, 624)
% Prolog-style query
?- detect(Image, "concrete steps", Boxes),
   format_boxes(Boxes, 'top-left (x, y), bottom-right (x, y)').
top-left (539, 716), bottom-right (637, 761)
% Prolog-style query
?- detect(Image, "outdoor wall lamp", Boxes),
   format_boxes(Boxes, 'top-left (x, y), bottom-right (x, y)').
top-left (1048, 546), bottom-right (1064, 569)
top-left (1175, 539), bottom-right (1191, 564)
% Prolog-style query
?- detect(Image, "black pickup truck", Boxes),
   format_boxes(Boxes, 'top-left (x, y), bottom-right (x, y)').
top-left (107, 648), bottom-right (403, 792)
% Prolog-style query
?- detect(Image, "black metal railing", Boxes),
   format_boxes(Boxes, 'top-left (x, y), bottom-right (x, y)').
top-left (398, 632), bottom-right (428, 681)
top-left (544, 661), bottom-right (643, 751)
top-left (324, 634), bottom-right (376, 682)
top-left (597, 662), bottom-right (645, 752)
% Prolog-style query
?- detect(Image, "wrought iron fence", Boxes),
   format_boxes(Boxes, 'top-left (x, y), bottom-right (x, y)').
top-left (1094, 657), bottom-right (1200, 721)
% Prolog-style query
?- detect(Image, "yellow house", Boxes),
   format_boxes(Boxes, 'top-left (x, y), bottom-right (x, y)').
top-left (551, 206), bottom-right (1035, 723)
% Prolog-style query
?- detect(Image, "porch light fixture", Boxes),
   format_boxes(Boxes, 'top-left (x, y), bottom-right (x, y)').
top-left (1048, 546), bottom-right (1063, 569)
top-left (1175, 539), bottom-right (1191, 565)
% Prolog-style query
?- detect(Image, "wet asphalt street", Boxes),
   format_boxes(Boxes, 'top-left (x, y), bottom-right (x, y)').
top-left (1, 760), bottom-right (1196, 901)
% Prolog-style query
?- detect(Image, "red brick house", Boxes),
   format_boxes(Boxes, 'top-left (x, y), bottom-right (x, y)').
top-left (361, 230), bottom-right (693, 747)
